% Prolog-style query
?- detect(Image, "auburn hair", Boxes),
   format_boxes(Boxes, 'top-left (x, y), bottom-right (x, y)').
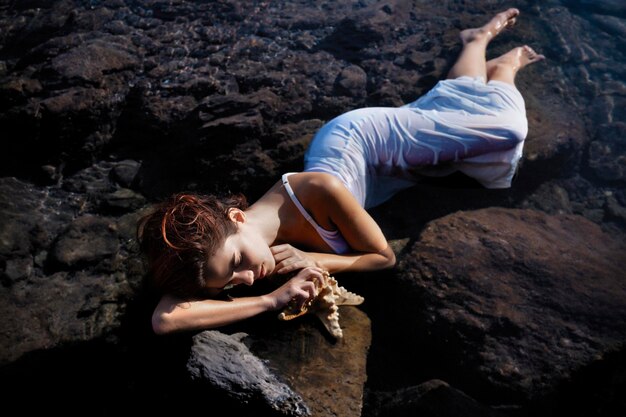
top-left (136, 192), bottom-right (248, 299)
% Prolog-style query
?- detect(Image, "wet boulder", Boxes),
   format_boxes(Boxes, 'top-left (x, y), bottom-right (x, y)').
top-left (396, 207), bottom-right (626, 404)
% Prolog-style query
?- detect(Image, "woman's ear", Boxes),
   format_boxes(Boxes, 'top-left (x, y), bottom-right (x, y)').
top-left (227, 208), bottom-right (246, 224)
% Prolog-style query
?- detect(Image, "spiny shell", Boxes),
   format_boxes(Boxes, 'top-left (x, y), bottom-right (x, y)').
top-left (278, 271), bottom-right (364, 339)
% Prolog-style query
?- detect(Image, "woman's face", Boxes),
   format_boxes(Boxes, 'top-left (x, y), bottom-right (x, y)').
top-left (204, 219), bottom-right (275, 293)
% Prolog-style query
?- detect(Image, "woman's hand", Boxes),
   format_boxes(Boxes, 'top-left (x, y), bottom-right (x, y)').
top-left (271, 244), bottom-right (322, 274)
top-left (266, 266), bottom-right (325, 311)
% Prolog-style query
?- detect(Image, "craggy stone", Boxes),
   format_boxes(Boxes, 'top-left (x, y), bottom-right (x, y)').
top-left (109, 159), bottom-right (141, 188)
top-left (187, 331), bottom-right (311, 417)
top-left (0, 178), bottom-right (140, 365)
top-left (50, 215), bottom-right (120, 268)
top-left (335, 64), bottom-right (368, 97)
top-left (101, 188), bottom-right (147, 214)
top-left (49, 38), bottom-right (139, 84)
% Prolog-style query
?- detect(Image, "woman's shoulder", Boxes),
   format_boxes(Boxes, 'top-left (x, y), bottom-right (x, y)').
top-left (285, 171), bottom-right (346, 197)
top-left (286, 172), bottom-right (360, 223)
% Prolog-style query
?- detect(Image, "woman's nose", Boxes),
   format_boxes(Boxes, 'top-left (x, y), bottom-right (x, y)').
top-left (233, 270), bottom-right (255, 286)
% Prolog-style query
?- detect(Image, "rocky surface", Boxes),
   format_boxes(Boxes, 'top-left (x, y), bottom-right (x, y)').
top-left (0, 0), bottom-right (625, 416)
top-left (247, 306), bottom-right (372, 417)
top-left (187, 331), bottom-right (311, 417)
top-left (398, 209), bottom-right (625, 403)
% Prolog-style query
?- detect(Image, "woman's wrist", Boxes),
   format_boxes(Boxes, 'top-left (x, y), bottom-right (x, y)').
top-left (259, 294), bottom-right (278, 311)
top-left (308, 253), bottom-right (326, 271)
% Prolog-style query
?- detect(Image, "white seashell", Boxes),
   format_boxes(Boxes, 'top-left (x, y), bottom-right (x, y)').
top-left (277, 271), bottom-right (364, 339)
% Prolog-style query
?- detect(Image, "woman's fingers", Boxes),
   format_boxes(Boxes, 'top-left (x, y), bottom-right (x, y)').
top-left (289, 266), bottom-right (324, 284)
top-left (270, 244), bottom-right (293, 257)
top-left (272, 267), bottom-right (325, 310)
top-left (277, 259), bottom-right (308, 274)
top-left (301, 280), bottom-right (317, 298)
top-left (271, 249), bottom-right (291, 264)
top-left (300, 266), bottom-right (325, 278)
top-left (295, 280), bottom-right (318, 308)
top-left (271, 244), bottom-right (300, 268)
top-left (272, 245), bottom-right (321, 274)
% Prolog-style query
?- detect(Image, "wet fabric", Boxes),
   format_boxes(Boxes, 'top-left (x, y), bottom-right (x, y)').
top-left (304, 76), bottom-right (528, 209)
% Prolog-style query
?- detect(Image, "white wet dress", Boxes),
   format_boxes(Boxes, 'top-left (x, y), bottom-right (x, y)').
top-left (304, 76), bottom-right (528, 209)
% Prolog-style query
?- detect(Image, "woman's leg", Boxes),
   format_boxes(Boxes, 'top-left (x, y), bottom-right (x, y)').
top-left (486, 46), bottom-right (545, 85)
top-left (446, 8), bottom-right (520, 80)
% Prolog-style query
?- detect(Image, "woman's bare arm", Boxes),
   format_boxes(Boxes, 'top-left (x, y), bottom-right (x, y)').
top-left (152, 294), bottom-right (274, 335)
top-left (272, 243), bottom-right (394, 275)
top-left (152, 266), bottom-right (325, 335)
top-left (309, 246), bottom-right (395, 273)
top-left (273, 172), bottom-right (396, 275)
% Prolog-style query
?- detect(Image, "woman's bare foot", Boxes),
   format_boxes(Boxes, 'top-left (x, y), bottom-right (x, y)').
top-left (488, 45), bottom-right (545, 73)
top-left (487, 45), bottom-right (546, 84)
top-left (460, 8), bottom-right (520, 45)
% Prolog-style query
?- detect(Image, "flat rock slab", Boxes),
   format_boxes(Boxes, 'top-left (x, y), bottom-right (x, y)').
top-left (252, 307), bottom-right (372, 417)
top-left (187, 306), bottom-right (371, 417)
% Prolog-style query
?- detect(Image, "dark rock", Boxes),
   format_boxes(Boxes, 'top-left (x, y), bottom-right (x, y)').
top-left (0, 77), bottom-right (43, 107)
top-left (109, 159), bottom-right (141, 188)
top-left (335, 64), bottom-right (368, 97)
top-left (50, 215), bottom-right (120, 268)
top-left (39, 164), bottom-right (63, 185)
top-left (197, 88), bottom-right (281, 137)
top-left (49, 38), bottom-right (139, 84)
top-left (62, 161), bottom-right (116, 195)
top-left (0, 177), bottom-right (73, 257)
top-left (606, 193), bottom-right (626, 225)
top-left (247, 306), bottom-right (372, 417)
top-left (101, 188), bottom-right (147, 214)
top-left (588, 122), bottom-right (626, 182)
top-left (396, 208), bottom-right (626, 404)
top-left (187, 331), bottom-right (311, 417)
top-left (0, 178), bottom-right (142, 365)
top-left (316, 17), bottom-right (384, 62)
top-left (520, 180), bottom-right (573, 215)
top-left (366, 379), bottom-right (505, 417)
top-left (2, 256), bottom-right (33, 284)
top-left (565, 0), bottom-right (626, 15)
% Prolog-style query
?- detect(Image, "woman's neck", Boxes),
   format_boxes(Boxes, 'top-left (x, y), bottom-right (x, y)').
top-left (246, 176), bottom-right (288, 245)
top-left (244, 177), bottom-right (303, 246)
top-left (245, 203), bottom-right (281, 245)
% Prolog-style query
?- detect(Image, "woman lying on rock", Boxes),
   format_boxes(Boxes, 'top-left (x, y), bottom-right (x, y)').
top-left (137, 8), bottom-right (544, 335)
